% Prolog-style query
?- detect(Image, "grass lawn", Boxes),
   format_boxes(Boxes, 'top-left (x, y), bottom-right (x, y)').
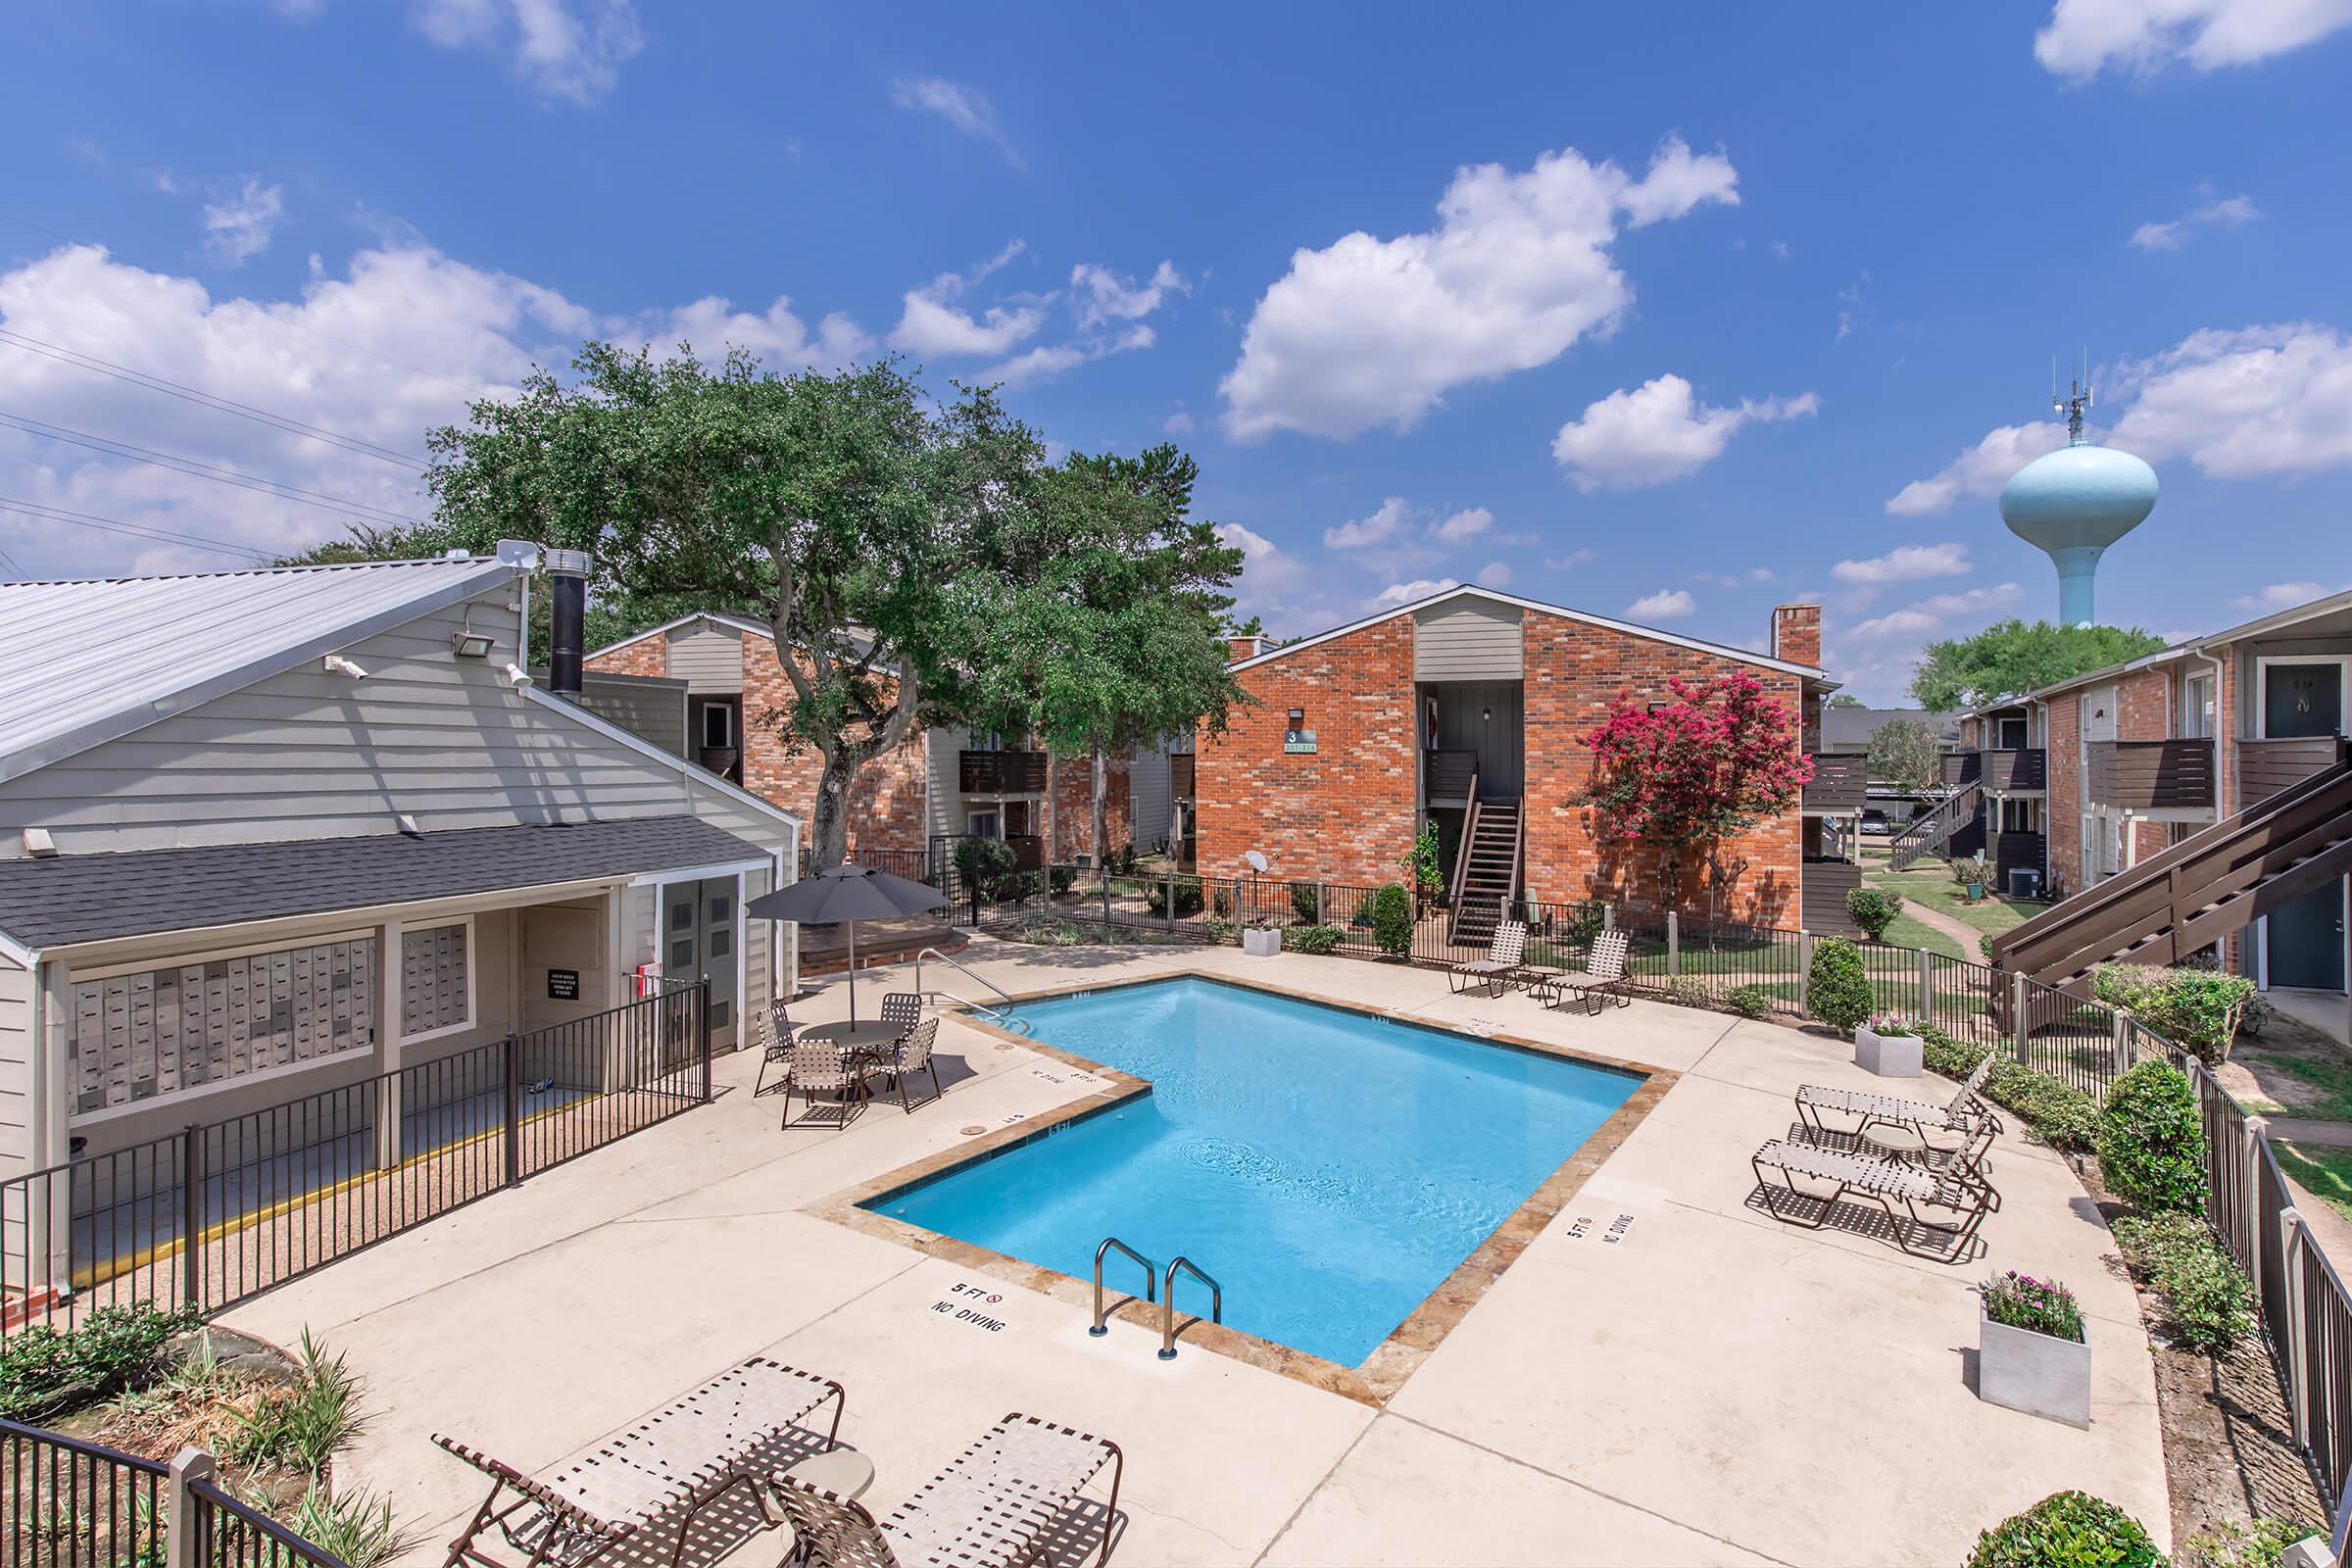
top-left (2276, 1140), bottom-right (2352, 1228)
top-left (1860, 847), bottom-right (2040, 947)
top-left (1882, 908), bottom-right (1967, 959)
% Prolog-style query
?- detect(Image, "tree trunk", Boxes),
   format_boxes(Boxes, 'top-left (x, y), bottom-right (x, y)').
top-left (808, 751), bottom-right (857, 871)
top-left (1091, 747), bottom-right (1108, 871)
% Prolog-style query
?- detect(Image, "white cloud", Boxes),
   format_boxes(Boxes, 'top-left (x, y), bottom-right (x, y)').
top-left (1694, 565), bottom-right (1775, 587)
top-left (1886, 422), bottom-right (2070, 514)
top-left (1626, 588), bottom-right (1696, 620)
top-left (1432, 505), bottom-right (1492, 542)
top-left (2035, 0), bottom-right (2352, 75)
top-left (2130, 191), bottom-right (2260, 251)
top-left (1070, 261), bottom-right (1186, 329)
top-left (1847, 582), bottom-right (2025, 640)
top-left (1374, 578), bottom-right (1460, 607)
top-left (1769, 239), bottom-right (1792, 260)
top-left (1544, 549), bottom-right (1597, 571)
top-left (1162, 410), bottom-right (1194, 435)
top-left (979, 323), bottom-right (1154, 389)
top-left (1550, 373), bottom-right (1817, 491)
top-left (0, 241), bottom-right (863, 578)
top-left (1215, 520), bottom-right (1324, 628)
top-left (886, 240), bottom-right (1041, 357)
top-left (1475, 561), bottom-right (1512, 587)
top-left (890, 76), bottom-right (1021, 168)
top-left (1324, 496), bottom-right (1413, 550)
top-left (1219, 136), bottom-right (1738, 442)
top-left (412, 0), bottom-right (643, 104)
top-left (1830, 542), bottom-right (1973, 586)
top-left (200, 178), bottom-right (285, 268)
top-left (2230, 580), bottom-right (2335, 611)
top-left (2107, 323), bottom-right (2352, 478)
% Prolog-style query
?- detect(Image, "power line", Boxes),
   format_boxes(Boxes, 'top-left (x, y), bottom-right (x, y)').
top-left (0, 410), bottom-right (428, 529)
top-left (0, 328), bottom-right (427, 470)
top-left (0, 495), bottom-right (278, 565)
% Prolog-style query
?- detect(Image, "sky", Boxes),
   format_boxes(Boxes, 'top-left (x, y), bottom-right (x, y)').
top-left (3, 1), bottom-right (2350, 703)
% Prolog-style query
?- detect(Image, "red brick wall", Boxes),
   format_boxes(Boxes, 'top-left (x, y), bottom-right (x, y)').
top-left (2045, 694), bottom-right (2081, 895)
top-left (587, 636), bottom-right (665, 679)
top-left (1194, 615), bottom-right (1417, 886)
top-left (1049, 754), bottom-right (1133, 861)
top-left (1522, 611), bottom-right (1802, 924)
top-left (1771, 604), bottom-right (1822, 668)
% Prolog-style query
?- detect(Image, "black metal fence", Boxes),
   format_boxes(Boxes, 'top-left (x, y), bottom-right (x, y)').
top-left (188, 1474), bottom-right (347, 1568)
top-left (2, 1418), bottom-right (168, 1567)
top-left (1, 981), bottom-right (710, 1341)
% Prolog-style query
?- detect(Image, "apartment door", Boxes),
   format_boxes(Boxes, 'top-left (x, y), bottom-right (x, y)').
top-left (2260, 660), bottom-right (2347, 991)
top-left (2263, 662), bottom-right (2344, 740)
top-left (660, 877), bottom-right (739, 1053)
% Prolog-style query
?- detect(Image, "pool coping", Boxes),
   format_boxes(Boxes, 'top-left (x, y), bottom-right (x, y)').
top-left (807, 964), bottom-right (1675, 1408)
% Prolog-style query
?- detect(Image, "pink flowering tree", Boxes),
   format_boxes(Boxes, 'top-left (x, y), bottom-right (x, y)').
top-left (1579, 672), bottom-right (1813, 920)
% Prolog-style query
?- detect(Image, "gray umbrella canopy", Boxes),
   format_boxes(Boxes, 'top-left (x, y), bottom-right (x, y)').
top-left (747, 863), bottom-right (949, 1022)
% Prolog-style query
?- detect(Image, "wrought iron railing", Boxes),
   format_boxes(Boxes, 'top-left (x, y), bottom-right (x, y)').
top-left (2, 1418), bottom-right (168, 1568)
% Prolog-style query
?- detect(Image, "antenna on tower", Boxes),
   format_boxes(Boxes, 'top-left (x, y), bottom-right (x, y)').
top-left (2053, 356), bottom-right (2093, 447)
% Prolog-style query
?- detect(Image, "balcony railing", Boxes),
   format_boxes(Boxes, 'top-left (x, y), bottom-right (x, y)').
top-left (1943, 747), bottom-right (2046, 792)
top-left (1801, 753), bottom-right (1867, 813)
top-left (1425, 750), bottom-right (1477, 805)
top-left (2086, 738), bottom-right (2217, 811)
top-left (2238, 735), bottom-right (2348, 805)
top-left (959, 749), bottom-right (1049, 794)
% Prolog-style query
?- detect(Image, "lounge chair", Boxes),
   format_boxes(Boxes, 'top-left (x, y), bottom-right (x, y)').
top-left (1795, 1052), bottom-right (2001, 1140)
top-left (753, 1006), bottom-right (800, 1098)
top-left (782, 1039), bottom-right (862, 1131)
top-left (1534, 928), bottom-right (1633, 1014)
top-left (1448, 921), bottom-right (1529, 997)
top-left (863, 1018), bottom-right (943, 1114)
top-left (1751, 1137), bottom-right (1992, 1261)
top-left (769, 1412), bottom-right (1122, 1568)
top-left (435, 1357), bottom-right (846, 1568)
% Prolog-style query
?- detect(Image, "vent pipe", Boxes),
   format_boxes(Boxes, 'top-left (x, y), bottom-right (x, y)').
top-left (546, 548), bottom-right (593, 698)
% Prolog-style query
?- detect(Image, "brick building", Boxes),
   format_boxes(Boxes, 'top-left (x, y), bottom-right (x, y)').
top-left (587, 612), bottom-right (1136, 866)
top-left (1192, 587), bottom-right (1848, 930)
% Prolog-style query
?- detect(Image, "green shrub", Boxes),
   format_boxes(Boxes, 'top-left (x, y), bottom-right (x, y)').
top-left (2098, 1059), bottom-right (2205, 1214)
top-left (1726, 983), bottom-right (1775, 1019)
top-left (2177, 1516), bottom-right (2326, 1568)
top-left (1290, 881), bottom-right (1321, 924)
top-left (0, 1301), bottom-right (198, 1419)
top-left (1368, 884), bottom-right (1414, 957)
top-left (1049, 864), bottom-right (1077, 895)
top-left (1952, 856), bottom-right (1986, 888)
top-left (2110, 1212), bottom-right (2256, 1353)
top-left (1211, 882), bottom-right (1235, 918)
top-left (1984, 1060), bottom-right (2101, 1152)
top-left (1200, 916), bottom-right (1234, 944)
top-left (292, 1480), bottom-right (404, 1568)
top-left (1968, 1492), bottom-right (2162, 1568)
top-left (952, 836), bottom-right (1016, 891)
top-left (2093, 963), bottom-right (2257, 1063)
top-left (1980, 1271), bottom-right (2084, 1343)
top-left (1401, 822), bottom-right (1442, 889)
top-left (1660, 976), bottom-right (1712, 1008)
top-left (1845, 888), bottom-right (1902, 941)
top-left (1283, 924), bottom-right (1343, 956)
top-left (1806, 938), bottom-right (1873, 1033)
top-left (1919, 1022), bottom-right (1993, 1079)
top-left (1144, 879), bottom-right (1204, 917)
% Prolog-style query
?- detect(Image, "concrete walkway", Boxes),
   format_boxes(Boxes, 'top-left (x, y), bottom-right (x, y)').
top-left (222, 938), bottom-right (2169, 1566)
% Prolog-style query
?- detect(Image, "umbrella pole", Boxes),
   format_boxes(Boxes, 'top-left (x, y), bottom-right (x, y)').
top-left (847, 920), bottom-right (858, 1024)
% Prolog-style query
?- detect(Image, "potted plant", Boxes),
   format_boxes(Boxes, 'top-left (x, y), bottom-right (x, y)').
top-left (1853, 1013), bottom-right (1924, 1077)
top-left (1401, 823), bottom-right (1444, 916)
top-left (1953, 854), bottom-right (1984, 903)
top-left (1977, 1272), bottom-right (2090, 1427)
top-left (1241, 917), bottom-right (1282, 957)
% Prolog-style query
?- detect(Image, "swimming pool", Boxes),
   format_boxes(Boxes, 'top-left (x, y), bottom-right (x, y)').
top-left (865, 977), bottom-right (1642, 1366)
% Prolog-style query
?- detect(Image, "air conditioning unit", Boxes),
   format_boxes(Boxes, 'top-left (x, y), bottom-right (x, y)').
top-left (2008, 868), bottom-right (2043, 899)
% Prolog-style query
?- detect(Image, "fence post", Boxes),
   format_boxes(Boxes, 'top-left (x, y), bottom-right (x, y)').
top-left (2282, 1207), bottom-right (2312, 1449)
top-left (2010, 971), bottom-right (2030, 1057)
top-left (1917, 947), bottom-right (1935, 1023)
top-left (168, 1446), bottom-right (216, 1568)
top-left (1601, 902), bottom-right (1615, 931)
top-left (1102, 864), bottom-right (1112, 926)
top-left (2111, 1011), bottom-right (2132, 1076)
top-left (699, 976), bottom-right (714, 1103)
top-left (1165, 871), bottom-right (1177, 932)
top-left (1666, 911), bottom-right (1680, 978)
top-left (502, 1031), bottom-right (522, 1189)
top-left (179, 1123), bottom-right (205, 1314)
top-left (1798, 931), bottom-right (1815, 1018)
top-left (1315, 881), bottom-right (1326, 928)
top-left (2245, 1114), bottom-right (2270, 1290)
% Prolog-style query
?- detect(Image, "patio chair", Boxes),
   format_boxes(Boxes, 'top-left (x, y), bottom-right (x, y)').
top-left (435, 1356), bottom-right (846, 1568)
top-left (782, 1039), bottom-right (863, 1131)
top-left (1751, 1137), bottom-right (1992, 1261)
top-left (863, 1018), bottom-right (943, 1114)
top-left (1536, 928), bottom-right (1633, 1014)
top-left (752, 1006), bottom-right (801, 1098)
top-left (1794, 1052), bottom-right (2002, 1140)
top-left (1447, 920), bottom-right (1529, 997)
top-left (879, 992), bottom-right (924, 1035)
top-left (768, 1411), bottom-right (1122, 1568)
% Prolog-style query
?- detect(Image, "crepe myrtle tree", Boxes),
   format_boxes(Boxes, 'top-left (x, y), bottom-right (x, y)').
top-left (1579, 671), bottom-right (1813, 917)
top-left (416, 344), bottom-right (1053, 870)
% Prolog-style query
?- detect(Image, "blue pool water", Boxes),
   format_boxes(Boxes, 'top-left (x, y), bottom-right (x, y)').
top-left (867, 978), bottom-right (1642, 1365)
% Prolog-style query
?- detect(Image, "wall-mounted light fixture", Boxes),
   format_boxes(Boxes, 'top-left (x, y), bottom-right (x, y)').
top-left (321, 654), bottom-right (368, 680)
top-left (1288, 708), bottom-right (1305, 722)
top-left (451, 610), bottom-right (495, 659)
top-left (1481, 706), bottom-right (1492, 722)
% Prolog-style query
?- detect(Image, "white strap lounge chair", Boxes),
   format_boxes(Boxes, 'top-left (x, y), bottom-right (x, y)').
top-left (1448, 921), bottom-right (1529, 997)
top-left (435, 1357), bottom-right (846, 1568)
top-left (1751, 1138), bottom-right (1991, 1261)
top-left (1795, 1052), bottom-right (2000, 1138)
top-left (1536, 928), bottom-right (1633, 1014)
top-left (769, 1412), bottom-right (1122, 1568)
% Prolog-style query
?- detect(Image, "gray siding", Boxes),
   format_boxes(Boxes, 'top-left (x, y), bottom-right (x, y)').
top-left (0, 956), bottom-right (31, 1171)
top-left (1129, 745), bottom-right (1171, 850)
top-left (925, 727), bottom-right (966, 842)
top-left (573, 673), bottom-right (689, 759)
top-left (666, 622), bottom-right (744, 695)
top-left (1414, 598), bottom-right (1524, 681)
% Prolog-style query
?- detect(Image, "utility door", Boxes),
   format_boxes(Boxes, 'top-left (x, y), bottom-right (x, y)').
top-left (660, 877), bottom-right (739, 1054)
top-left (2260, 660), bottom-right (2347, 992)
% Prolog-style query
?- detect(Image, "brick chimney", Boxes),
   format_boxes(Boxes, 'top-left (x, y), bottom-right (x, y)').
top-left (1227, 634), bottom-right (1266, 663)
top-left (1770, 604), bottom-right (1821, 667)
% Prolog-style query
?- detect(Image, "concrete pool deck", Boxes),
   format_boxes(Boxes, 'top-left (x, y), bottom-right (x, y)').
top-left (220, 937), bottom-right (2170, 1566)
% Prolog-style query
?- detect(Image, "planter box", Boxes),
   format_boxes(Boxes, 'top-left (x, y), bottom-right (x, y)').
top-left (1241, 927), bottom-right (1282, 957)
top-left (1979, 1308), bottom-right (2090, 1428)
top-left (1854, 1026), bottom-right (1923, 1077)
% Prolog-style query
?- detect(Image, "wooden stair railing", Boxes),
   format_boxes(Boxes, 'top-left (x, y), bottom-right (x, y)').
top-left (1889, 781), bottom-right (1982, 871)
top-left (1446, 794), bottom-right (1524, 947)
top-left (1446, 767), bottom-right (1480, 911)
top-left (1991, 759), bottom-right (2352, 990)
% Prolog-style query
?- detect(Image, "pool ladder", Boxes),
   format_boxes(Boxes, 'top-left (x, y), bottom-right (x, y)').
top-left (1090, 1237), bottom-right (1223, 1361)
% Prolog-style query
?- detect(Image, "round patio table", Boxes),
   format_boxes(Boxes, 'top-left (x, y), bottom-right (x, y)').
top-left (1861, 1123), bottom-right (1930, 1168)
top-left (803, 1021), bottom-right (906, 1102)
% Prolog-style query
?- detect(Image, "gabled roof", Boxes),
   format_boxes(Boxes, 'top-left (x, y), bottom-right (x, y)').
top-left (590, 609), bottom-right (774, 655)
top-left (0, 546), bottom-right (533, 786)
top-left (1230, 583), bottom-right (1833, 683)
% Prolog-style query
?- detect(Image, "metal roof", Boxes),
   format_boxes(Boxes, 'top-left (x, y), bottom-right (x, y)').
top-left (0, 549), bottom-right (530, 786)
top-left (0, 814), bottom-right (768, 950)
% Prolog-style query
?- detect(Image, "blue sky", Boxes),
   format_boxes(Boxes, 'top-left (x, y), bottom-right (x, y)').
top-left (3, 1), bottom-right (2349, 701)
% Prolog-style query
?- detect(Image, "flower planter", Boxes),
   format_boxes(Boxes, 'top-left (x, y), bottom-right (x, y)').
top-left (1853, 1026), bottom-right (1923, 1077)
top-left (1241, 927), bottom-right (1282, 957)
top-left (1978, 1307), bottom-right (2091, 1427)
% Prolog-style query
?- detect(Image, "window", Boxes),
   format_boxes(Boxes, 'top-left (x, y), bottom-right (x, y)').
top-left (2180, 674), bottom-right (2214, 740)
top-left (1997, 716), bottom-right (2029, 750)
top-left (2000, 798), bottom-right (2037, 833)
top-left (69, 936), bottom-right (376, 1114)
top-left (700, 702), bottom-right (733, 749)
top-left (966, 809), bottom-right (1001, 840)
top-left (400, 919), bottom-right (473, 1041)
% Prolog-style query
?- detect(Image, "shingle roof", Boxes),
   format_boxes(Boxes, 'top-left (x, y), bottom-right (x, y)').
top-left (0, 551), bottom-right (525, 786)
top-left (0, 814), bottom-right (768, 950)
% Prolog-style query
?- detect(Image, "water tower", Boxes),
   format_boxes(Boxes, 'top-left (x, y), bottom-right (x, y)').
top-left (1998, 377), bottom-right (2158, 626)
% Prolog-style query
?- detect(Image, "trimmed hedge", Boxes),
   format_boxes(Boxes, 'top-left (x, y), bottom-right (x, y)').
top-left (1845, 887), bottom-right (1902, 941)
top-left (2110, 1211), bottom-right (2255, 1353)
top-left (1968, 1492), bottom-right (2162, 1568)
top-left (1368, 884), bottom-right (1413, 957)
top-left (1283, 924), bottom-right (1343, 956)
top-left (2098, 1059), bottom-right (2205, 1215)
top-left (1916, 1025), bottom-right (2099, 1152)
top-left (1806, 938), bottom-right (1873, 1033)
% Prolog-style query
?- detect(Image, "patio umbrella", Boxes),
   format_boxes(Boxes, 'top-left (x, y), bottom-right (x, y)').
top-left (746, 862), bottom-right (948, 1023)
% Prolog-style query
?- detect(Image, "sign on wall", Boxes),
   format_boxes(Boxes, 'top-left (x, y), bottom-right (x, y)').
top-left (547, 969), bottom-right (581, 1002)
top-left (1283, 727), bottom-right (1317, 754)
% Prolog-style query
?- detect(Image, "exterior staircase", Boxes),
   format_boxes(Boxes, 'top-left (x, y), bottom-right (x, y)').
top-left (1446, 799), bottom-right (1523, 947)
top-left (1991, 755), bottom-right (2352, 992)
top-left (1890, 782), bottom-right (1982, 871)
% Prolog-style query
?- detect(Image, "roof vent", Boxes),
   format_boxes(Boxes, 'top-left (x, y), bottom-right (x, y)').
top-left (395, 813), bottom-right (420, 837)
top-left (22, 827), bottom-right (58, 858)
